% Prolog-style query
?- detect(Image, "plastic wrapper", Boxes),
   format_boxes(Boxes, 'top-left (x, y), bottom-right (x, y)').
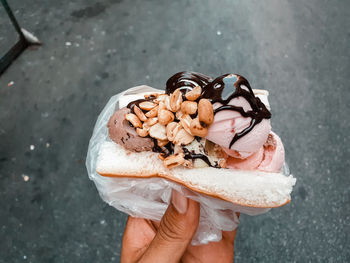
top-left (86, 86), bottom-right (291, 245)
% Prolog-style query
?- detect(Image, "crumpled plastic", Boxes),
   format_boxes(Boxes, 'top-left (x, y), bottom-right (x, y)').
top-left (86, 85), bottom-right (291, 245)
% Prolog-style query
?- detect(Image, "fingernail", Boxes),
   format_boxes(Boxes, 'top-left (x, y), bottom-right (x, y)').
top-left (171, 190), bottom-right (188, 214)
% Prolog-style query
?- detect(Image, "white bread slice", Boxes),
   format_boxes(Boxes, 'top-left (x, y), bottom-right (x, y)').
top-left (96, 141), bottom-right (296, 208)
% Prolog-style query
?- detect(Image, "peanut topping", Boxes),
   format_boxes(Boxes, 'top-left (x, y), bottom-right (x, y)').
top-left (166, 122), bottom-right (182, 141)
top-left (158, 109), bottom-right (175, 125)
top-left (198, 99), bottom-right (214, 125)
top-left (149, 123), bottom-right (167, 140)
top-left (154, 94), bottom-right (168, 104)
top-left (158, 101), bottom-right (167, 113)
top-left (163, 153), bottom-right (185, 168)
top-left (175, 110), bottom-right (183, 120)
top-left (173, 144), bottom-right (183, 154)
top-left (139, 101), bottom-right (157, 111)
top-left (136, 127), bottom-right (149, 137)
top-left (181, 101), bottom-right (197, 115)
top-left (185, 85), bottom-right (201, 101)
top-left (173, 128), bottom-right (194, 145)
top-left (180, 114), bottom-right (193, 135)
top-left (190, 117), bottom-right (208, 137)
top-left (133, 105), bottom-right (147, 121)
top-left (164, 96), bottom-right (172, 112)
top-left (158, 153), bottom-right (166, 160)
top-left (125, 113), bottom-right (142, 128)
top-left (123, 84), bottom-right (220, 170)
top-left (169, 88), bottom-right (182, 112)
top-left (145, 105), bottom-right (159, 118)
top-left (157, 139), bottom-right (169, 147)
top-left (144, 117), bottom-right (158, 127)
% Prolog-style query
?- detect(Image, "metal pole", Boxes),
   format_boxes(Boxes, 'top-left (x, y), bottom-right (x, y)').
top-left (0, 0), bottom-right (30, 75)
top-left (0, 0), bottom-right (26, 40)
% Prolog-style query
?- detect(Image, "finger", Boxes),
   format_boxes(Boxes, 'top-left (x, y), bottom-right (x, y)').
top-left (182, 240), bottom-right (234, 263)
top-left (121, 217), bottom-right (157, 263)
top-left (222, 228), bottom-right (238, 244)
top-left (182, 228), bottom-right (238, 263)
top-left (150, 220), bottom-right (160, 230)
top-left (138, 190), bottom-right (200, 263)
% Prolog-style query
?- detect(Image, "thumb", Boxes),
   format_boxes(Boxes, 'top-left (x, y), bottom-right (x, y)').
top-left (139, 190), bottom-right (200, 263)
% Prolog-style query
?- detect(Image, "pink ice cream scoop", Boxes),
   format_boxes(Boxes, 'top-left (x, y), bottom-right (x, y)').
top-left (257, 132), bottom-right (285, 172)
top-left (226, 146), bottom-right (264, 170)
top-left (202, 74), bottom-right (272, 159)
top-left (226, 132), bottom-right (285, 172)
top-left (185, 73), bottom-right (284, 172)
top-left (206, 96), bottom-right (271, 158)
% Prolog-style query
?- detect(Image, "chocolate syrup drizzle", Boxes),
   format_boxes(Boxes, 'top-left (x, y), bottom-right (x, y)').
top-left (126, 71), bottom-right (271, 164)
top-left (127, 98), bottom-right (153, 113)
top-left (152, 139), bottom-right (173, 157)
top-left (183, 148), bottom-right (220, 168)
top-left (166, 72), bottom-right (271, 150)
top-left (202, 74), bottom-right (271, 148)
top-left (166, 71), bottom-right (212, 95)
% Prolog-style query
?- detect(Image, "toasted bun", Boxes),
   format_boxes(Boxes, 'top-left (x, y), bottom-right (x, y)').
top-left (96, 141), bottom-right (296, 208)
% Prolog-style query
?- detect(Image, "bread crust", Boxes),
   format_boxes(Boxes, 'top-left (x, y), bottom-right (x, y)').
top-left (98, 171), bottom-right (291, 208)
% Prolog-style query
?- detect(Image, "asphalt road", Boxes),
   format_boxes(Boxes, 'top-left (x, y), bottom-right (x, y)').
top-left (0, 0), bottom-right (349, 262)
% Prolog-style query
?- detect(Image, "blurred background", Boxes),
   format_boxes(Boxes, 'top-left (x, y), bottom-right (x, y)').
top-left (0, 0), bottom-right (349, 262)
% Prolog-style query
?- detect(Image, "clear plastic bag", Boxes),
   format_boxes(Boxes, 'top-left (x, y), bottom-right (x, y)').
top-left (86, 86), bottom-right (289, 245)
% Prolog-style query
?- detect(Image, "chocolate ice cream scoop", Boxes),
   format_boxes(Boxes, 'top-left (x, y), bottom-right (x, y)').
top-left (107, 107), bottom-right (154, 152)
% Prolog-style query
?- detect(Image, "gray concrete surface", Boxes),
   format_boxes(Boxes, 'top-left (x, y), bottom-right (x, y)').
top-left (1, 0), bottom-right (349, 262)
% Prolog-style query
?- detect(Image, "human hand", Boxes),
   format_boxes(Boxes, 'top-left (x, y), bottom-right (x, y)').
top-left (121, 190), bottom-right (238, 263)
